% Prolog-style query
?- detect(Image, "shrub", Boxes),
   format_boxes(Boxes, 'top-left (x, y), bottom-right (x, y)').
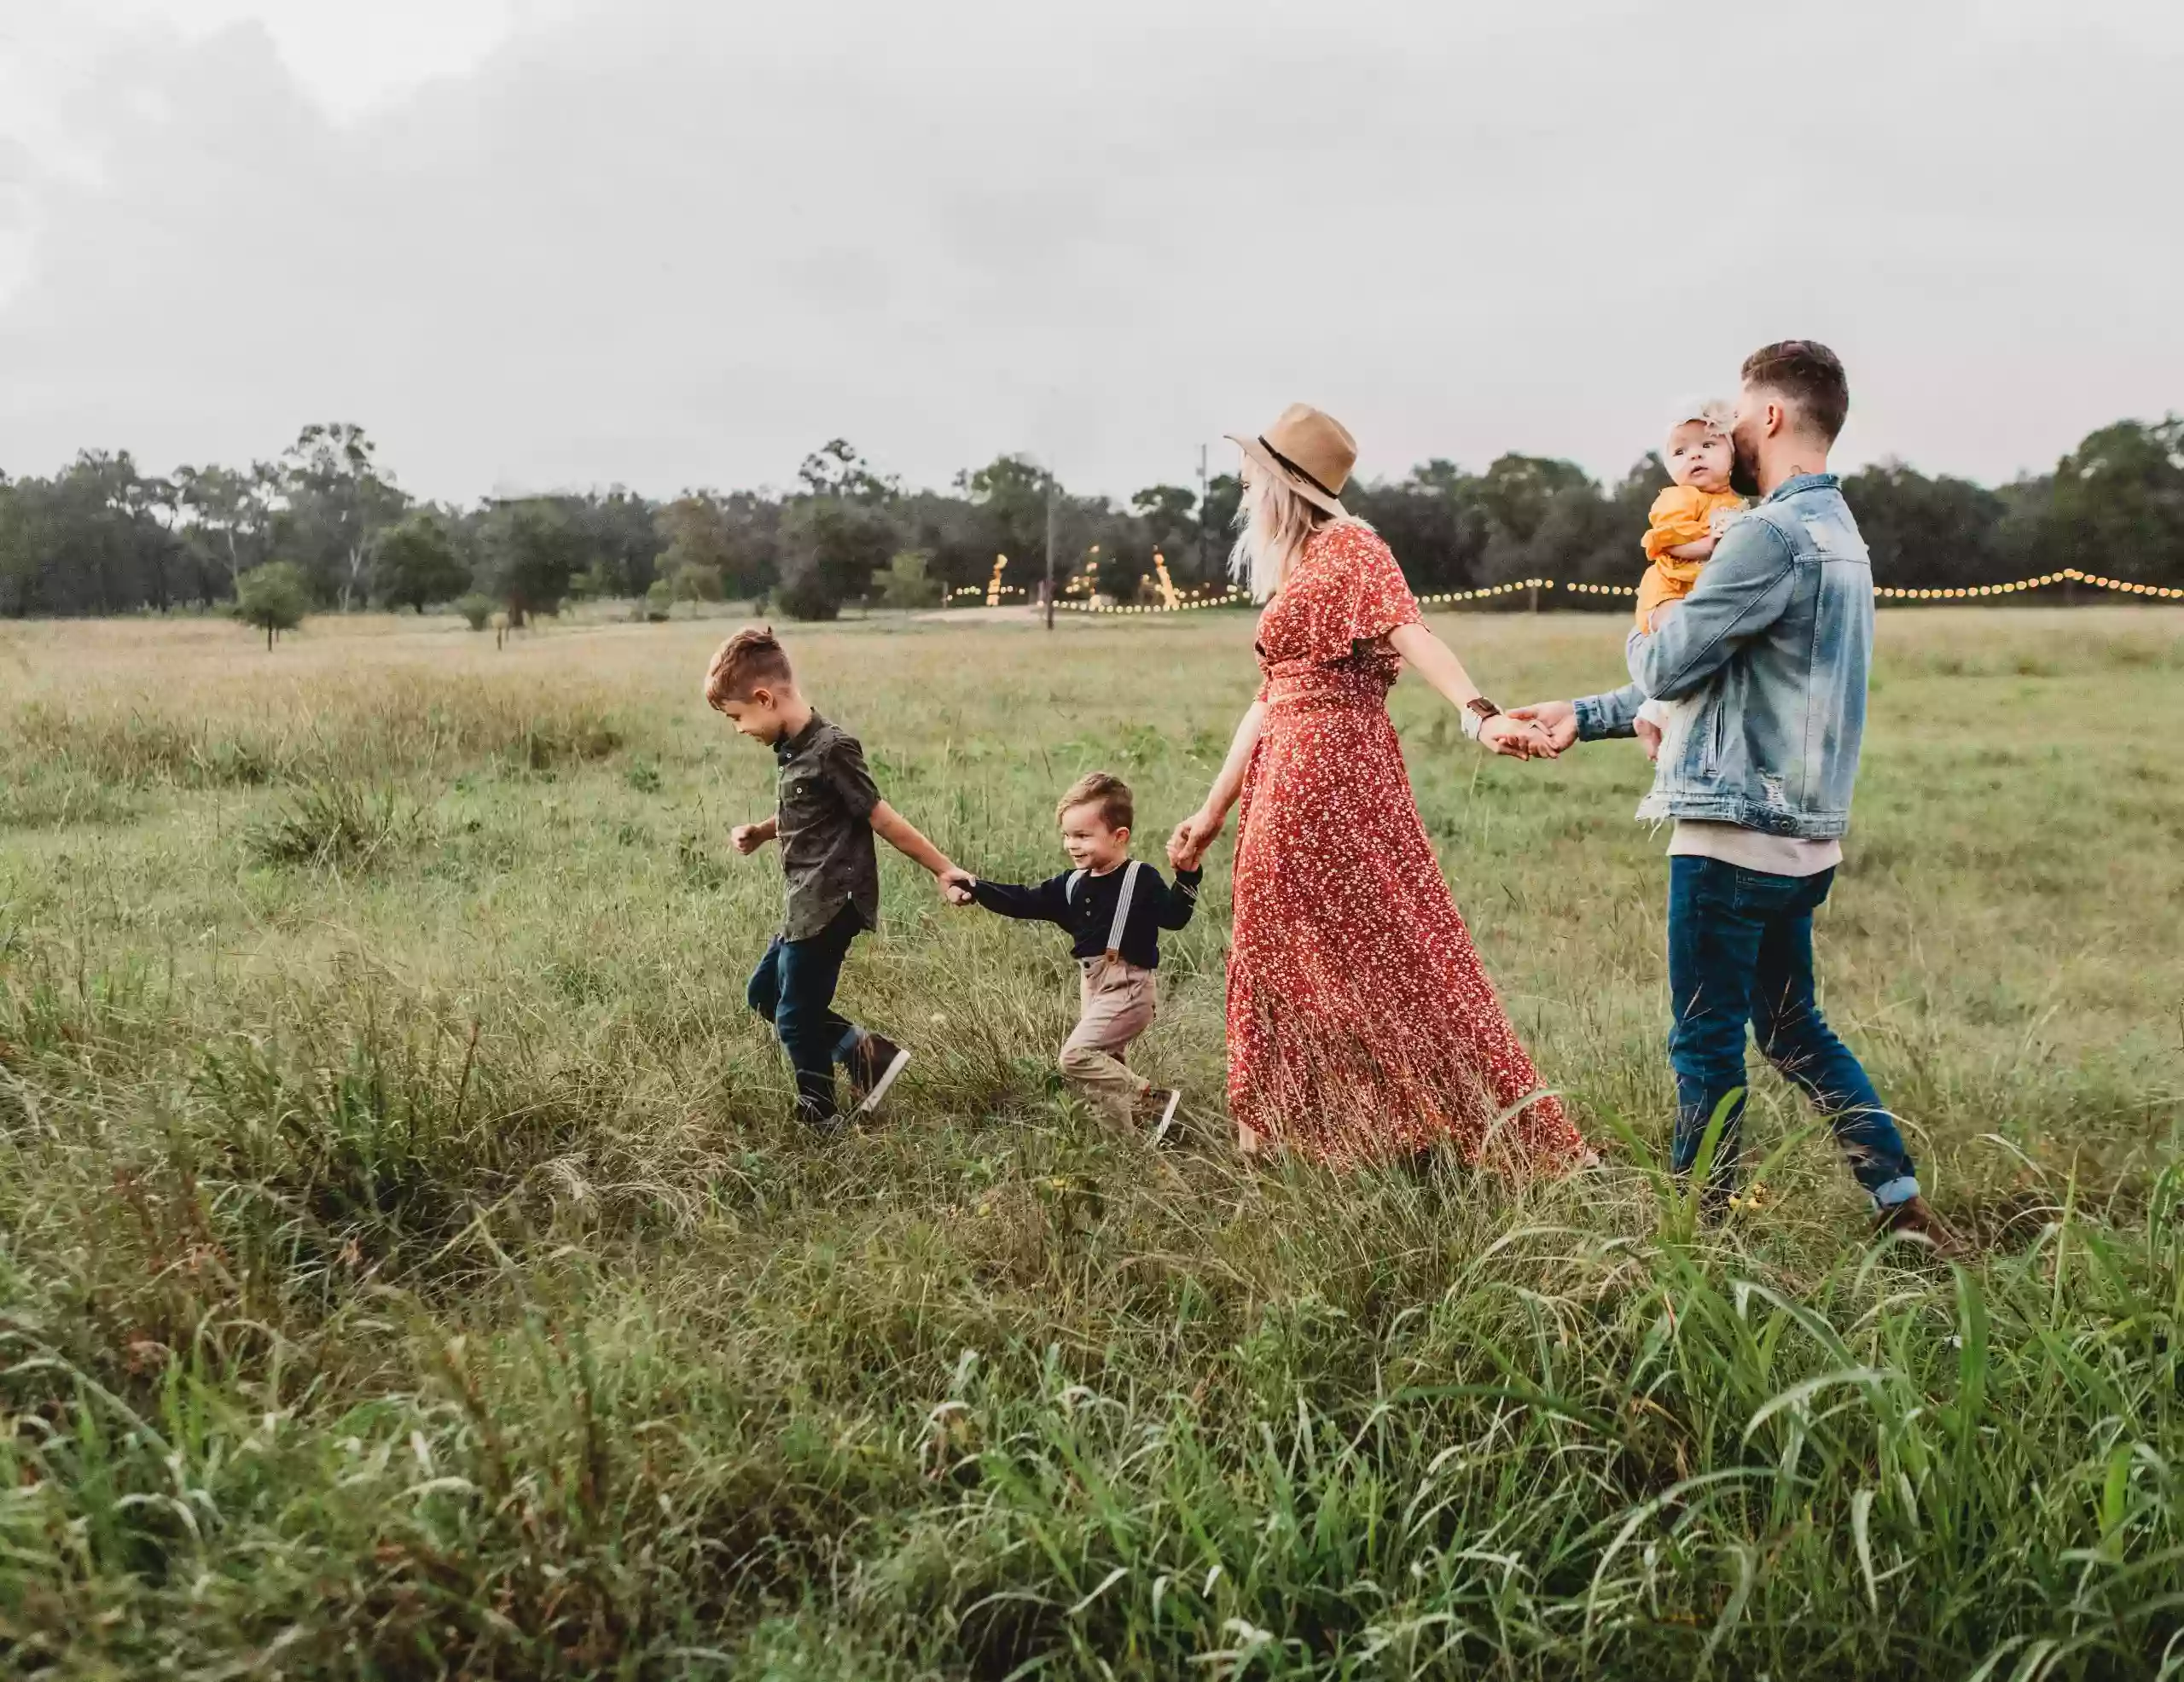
top-left (244, 782), bottom-right (425, 870)
top-left (232, 562), bottom-right (311, 649)
top-left (876, 550), bottom-right (943, 609)
top-left (455, 592), bottom-right (496, 631)
top-left (670, 561), bottom-right (724, 614)
top-left (773, 558), bottom-right (841, 621)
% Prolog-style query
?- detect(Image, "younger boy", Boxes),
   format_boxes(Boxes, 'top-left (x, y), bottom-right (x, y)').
top-left (706, 626), bottom-right (963, 1136)
top-left (944, 772), bottom-right (1199, 1141)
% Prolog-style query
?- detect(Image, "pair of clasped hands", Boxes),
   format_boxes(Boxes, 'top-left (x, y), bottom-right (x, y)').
top-left (1163, 701), bottom-right (1568, 872)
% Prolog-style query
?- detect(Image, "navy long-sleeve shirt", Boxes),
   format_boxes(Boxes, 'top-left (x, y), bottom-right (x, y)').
top-left (968, 859), bottom-right (1201, 969)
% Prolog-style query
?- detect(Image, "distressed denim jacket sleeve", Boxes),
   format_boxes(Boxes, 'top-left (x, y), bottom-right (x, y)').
top-left (1574, 680), bottom-right (1644, 741)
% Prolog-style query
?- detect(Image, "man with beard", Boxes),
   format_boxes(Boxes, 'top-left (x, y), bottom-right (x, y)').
top-left (1512, 341), bottom-right (1949, 1245)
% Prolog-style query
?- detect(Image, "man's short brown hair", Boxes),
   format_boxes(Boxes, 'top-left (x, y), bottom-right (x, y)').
top-left (1056, 771), bottom-right (1132, 832)
top-left (1741, 340), bottom-right (1850, 445)
top-left (704, 625), bottom-right (795, 709)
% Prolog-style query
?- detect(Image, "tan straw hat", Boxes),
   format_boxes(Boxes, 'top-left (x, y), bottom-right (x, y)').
top-left (1226, 403), bottom-right (1355, 518)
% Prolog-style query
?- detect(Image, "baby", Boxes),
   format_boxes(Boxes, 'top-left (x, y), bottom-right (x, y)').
top-left (1633, 400), bottom-right (1746, 775)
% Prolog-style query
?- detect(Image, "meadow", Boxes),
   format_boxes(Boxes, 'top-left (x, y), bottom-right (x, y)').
top-left (2, 603), bottom-right (2182, 1680)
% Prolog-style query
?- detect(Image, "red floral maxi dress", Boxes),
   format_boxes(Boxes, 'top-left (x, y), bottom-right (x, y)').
top-left (1226, 521), bottom-right (1587, 1171)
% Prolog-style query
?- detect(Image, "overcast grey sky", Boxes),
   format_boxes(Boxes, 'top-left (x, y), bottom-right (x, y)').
top-left (2, 0), bottom-right (2179, 503)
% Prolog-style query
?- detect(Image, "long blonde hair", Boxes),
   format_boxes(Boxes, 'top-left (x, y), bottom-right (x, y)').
top-left (1228, 471), bottom-right (1335, 602)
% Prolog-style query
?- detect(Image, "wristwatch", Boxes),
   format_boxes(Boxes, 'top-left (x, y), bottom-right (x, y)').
top-left (1461, 696), bottom-right (1502, 741)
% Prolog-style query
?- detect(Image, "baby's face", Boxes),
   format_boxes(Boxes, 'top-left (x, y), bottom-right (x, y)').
top-left (1666, 422), bottom-right (1734, 492)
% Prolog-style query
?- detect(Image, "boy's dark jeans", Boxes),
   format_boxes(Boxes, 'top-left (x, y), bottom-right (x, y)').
top-left (1667, 855), bottom-right (1919, 1208)
top-left (746, 904), bottom-right (867, 1123)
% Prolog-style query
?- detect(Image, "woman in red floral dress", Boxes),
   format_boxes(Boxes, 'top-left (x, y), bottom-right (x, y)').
top-left (1168, 405), bottom-right (1589, 1172)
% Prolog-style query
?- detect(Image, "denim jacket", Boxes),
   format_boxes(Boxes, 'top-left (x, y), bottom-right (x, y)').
top-left (1574, 473), bottom-right (1871, 839)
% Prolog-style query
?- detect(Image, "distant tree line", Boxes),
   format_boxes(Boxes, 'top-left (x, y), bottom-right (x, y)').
top-left (3, 416), bottom-right (2179, 623)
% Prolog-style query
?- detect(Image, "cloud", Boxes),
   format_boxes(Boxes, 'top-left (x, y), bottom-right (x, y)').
top-left (1, 0), bottom-right (2178, 503)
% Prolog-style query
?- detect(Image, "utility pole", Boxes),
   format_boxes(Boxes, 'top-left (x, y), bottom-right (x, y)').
top-left (1197, 442), bottom-right (1211, 585)
top-left (1043, 468), bottom-right (1058, 631)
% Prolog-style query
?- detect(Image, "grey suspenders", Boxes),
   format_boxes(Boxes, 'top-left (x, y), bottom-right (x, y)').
top-left (1066, 861), bottom-right (1142, 960)
top-left (1106, 861), bottom-right (1141, 958)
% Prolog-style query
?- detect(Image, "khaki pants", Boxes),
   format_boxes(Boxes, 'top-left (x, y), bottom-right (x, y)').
top-left (1058, 956), bottom-right (1156, 1125)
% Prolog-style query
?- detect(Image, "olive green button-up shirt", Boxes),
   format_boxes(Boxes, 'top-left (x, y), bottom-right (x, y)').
top-left (772, 713), bottom-right (882, 941)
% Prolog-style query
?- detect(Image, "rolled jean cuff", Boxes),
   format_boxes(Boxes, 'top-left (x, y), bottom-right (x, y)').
top-left (1868, 1175), bottom-right (1920, 1210)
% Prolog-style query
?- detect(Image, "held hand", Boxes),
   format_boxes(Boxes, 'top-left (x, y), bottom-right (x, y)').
top-left (1505, 700), bottom-right (1579, 753)
top-left (1168, 809), bottom-right (1222, 871)
top-left (729, 823), bottom-right (770, 856)
top-left (1479, 713), bottom-right (1558, 760)
top-left (937, 864), bottom-right (976, 906)
top-left (1634, 717), bottom-right (1664, 763)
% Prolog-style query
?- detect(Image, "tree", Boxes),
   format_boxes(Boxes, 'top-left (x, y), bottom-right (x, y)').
top-left (798, 439), bottom-right (898, 503)
top-left (0, 479), bottom-right (34, 617)
top-left (479, 498), bottom-right (584, 624)
top-left (371, 509), bottom-right (471, 612)
top-left (2039, 416), bottom-right (2184, 585)
top-left (1131, 484), bottom-right (1204, 583)
top-left (775, 498), bottom-right (894, 620)
top-left (956, 455), bottom-right (1049, 565)
top-left (655, 496), bottom-right (735, 604)
top-left (1348, 461), bottom-right (1490, 597)
top-left (0, 451), bottom-right (184, 616)
top-left (1841, 460), bottom-right (2007, 590)
top-left (653, 492), bottom-right (781, 601)
top-left (571, 487), bottom-right (665, 597)
top-left (897, 488), bottom-right (1002, 596)
top-left (1476, 453), bottom-right (1594, 541)
top-left (113, 466), bottom-right (183, 612)
top-left (173, 462), bottom-right (276, 592)
top-left (1202, 473), bottom-right (1243, 583)
top-left (276, 423), bottom-right (408, 609)
top-left (233, 562), bottom-right (310, 649)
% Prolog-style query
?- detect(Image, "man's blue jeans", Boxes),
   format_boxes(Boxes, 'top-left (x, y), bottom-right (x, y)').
top-left (1667, 856), bottom-right (1919, 1208)
top-left (746, 905), bottom-right (867, 1124)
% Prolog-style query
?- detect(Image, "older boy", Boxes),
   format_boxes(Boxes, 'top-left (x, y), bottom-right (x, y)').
top-left (706, 626), bottom-right (963, 1136)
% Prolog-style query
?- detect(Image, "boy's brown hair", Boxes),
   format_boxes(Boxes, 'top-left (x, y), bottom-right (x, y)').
top-left (1740, 339), bottom-right (1850, 445)
top-left (1056, 771), bottom-right (1132, 833)
top-left (704, 626), bottom-right (795, 709)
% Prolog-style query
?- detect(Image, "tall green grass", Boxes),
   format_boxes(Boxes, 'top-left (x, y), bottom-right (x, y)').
top-left (1, 607), bottom-right (2181, 1678)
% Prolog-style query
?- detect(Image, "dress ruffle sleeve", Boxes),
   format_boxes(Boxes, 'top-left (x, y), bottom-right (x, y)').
top-left (1258, 523), bottom-right (1422, 670)
top-left (1339, 525), bottom-right (1423, 644)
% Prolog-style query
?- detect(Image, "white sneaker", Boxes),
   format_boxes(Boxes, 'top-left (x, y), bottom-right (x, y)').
top-left (1141, 1088), bottom-right (1183, 1147)
top-left (850, 1033), bottom-right (911, 1116)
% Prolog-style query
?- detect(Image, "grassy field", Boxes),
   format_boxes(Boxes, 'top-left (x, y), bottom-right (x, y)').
top-left (3, 604), bottom-right (2182, 1679)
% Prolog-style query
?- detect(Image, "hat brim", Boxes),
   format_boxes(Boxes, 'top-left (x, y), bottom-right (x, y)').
top-left (1225, 434), bottom-right (1347, 519)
